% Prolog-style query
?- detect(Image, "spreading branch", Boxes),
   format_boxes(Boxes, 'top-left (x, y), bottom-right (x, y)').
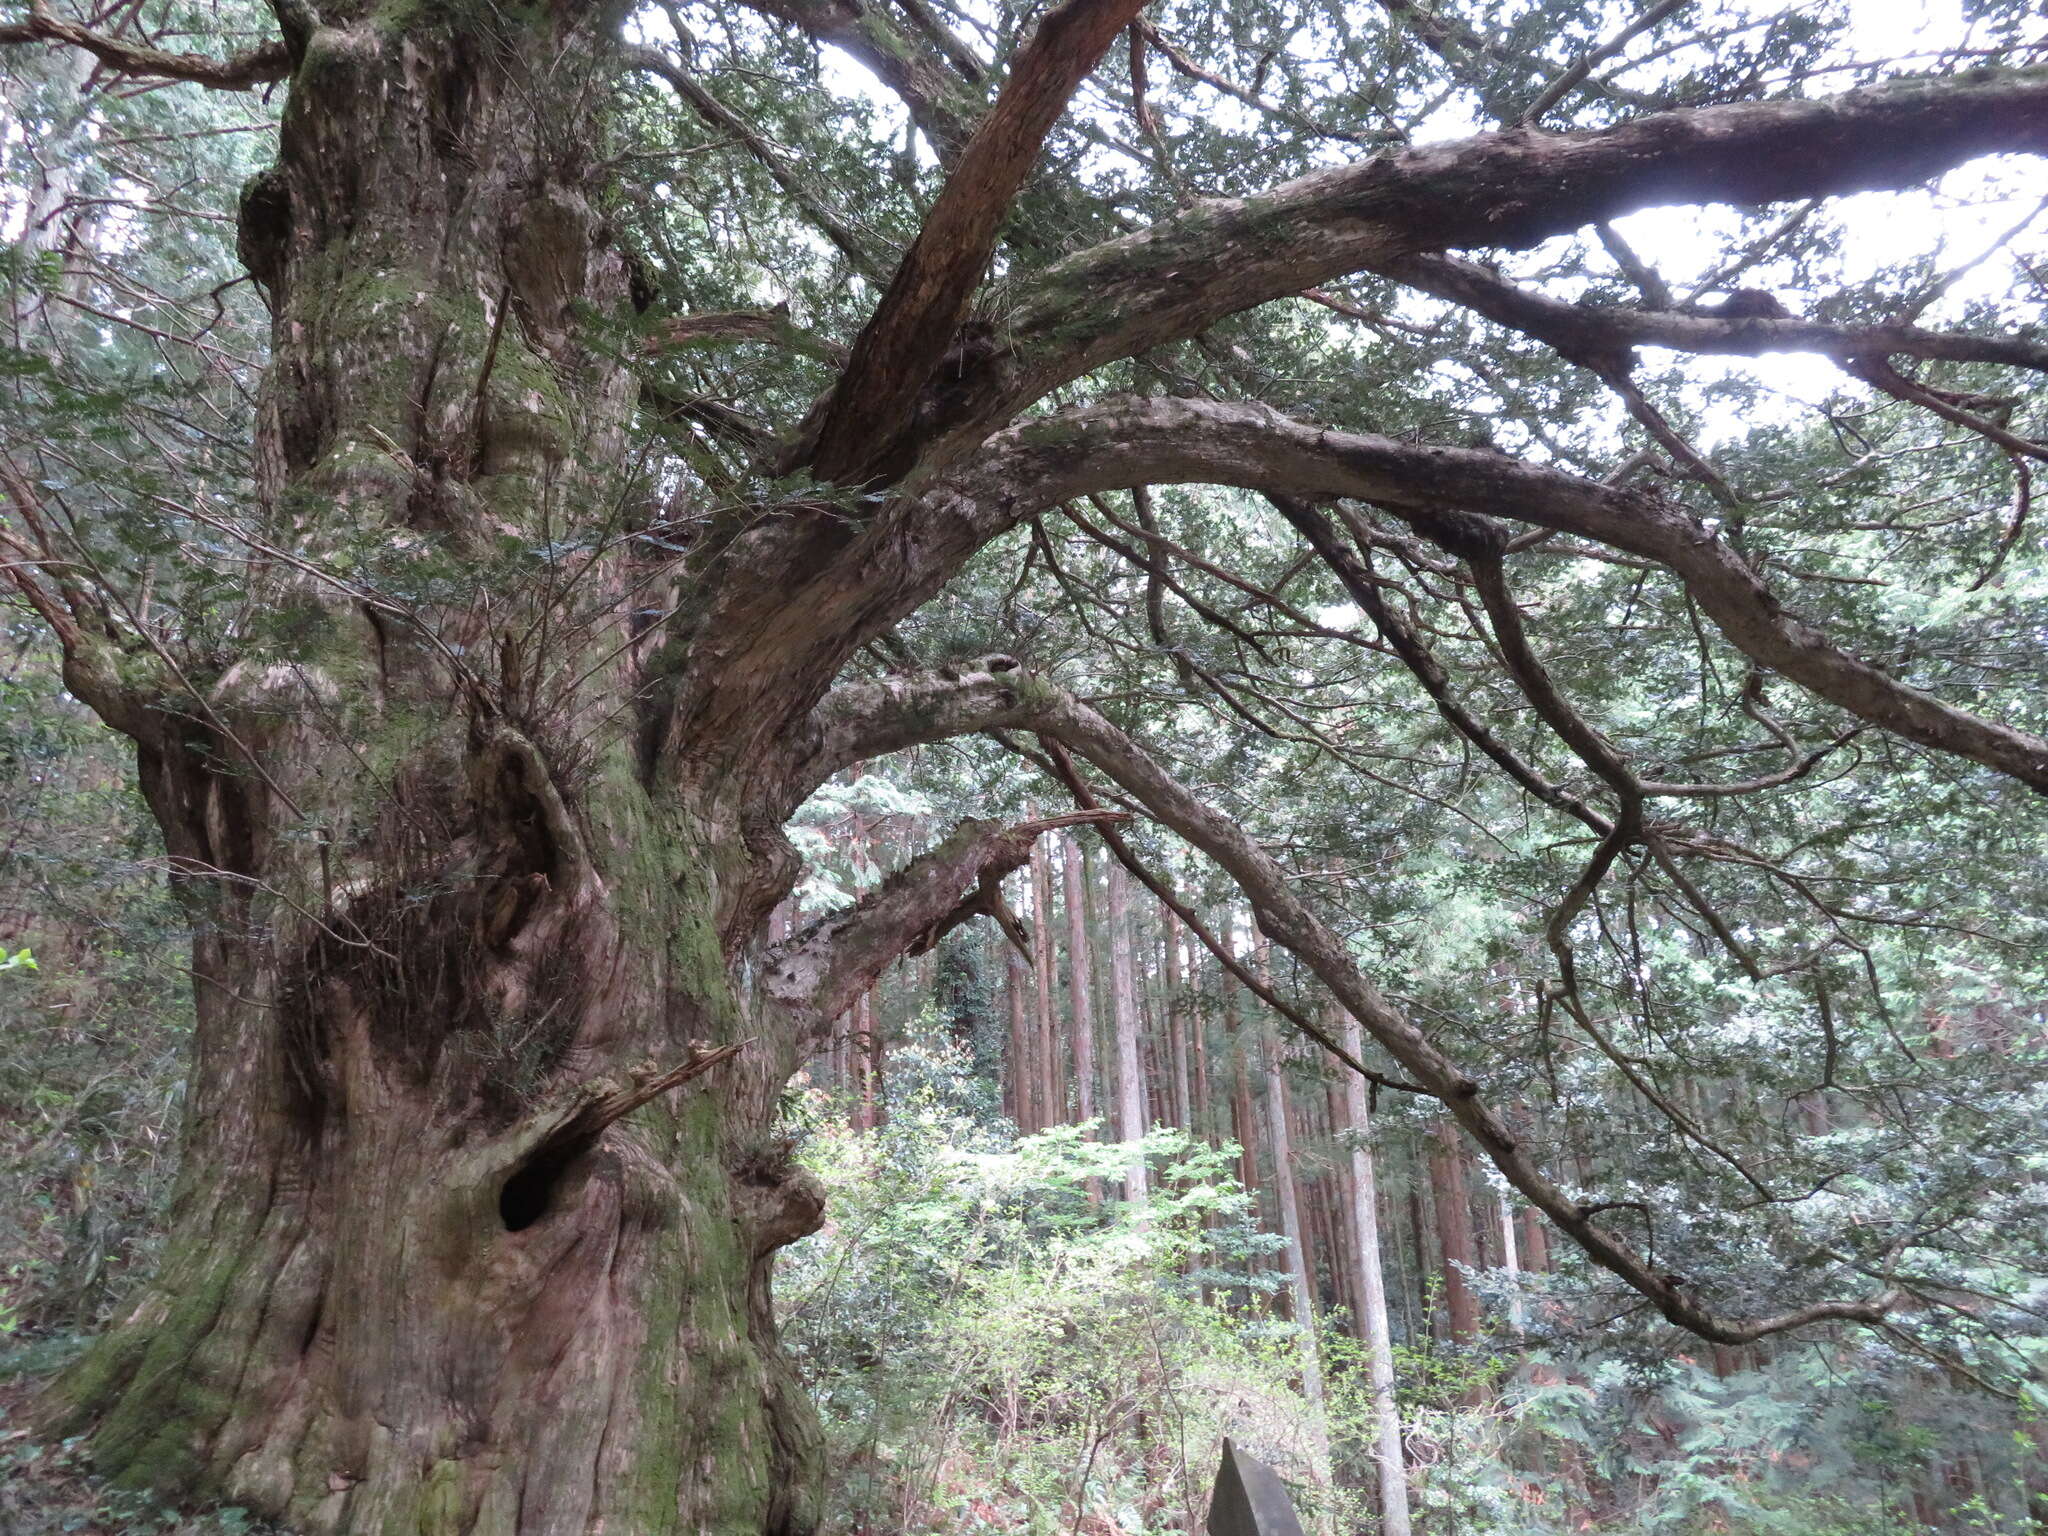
top-left (1006, 677), bottom-right (1902, 1343)
top-left (946, 395), bottom-right (2048, 793)
top-left (0, 2), bottom-right (291, 89)
top-left (1375, 250), bottom-right (2048, 378)
top-left (763, 809), bottom-right (1127, 1030)
top-left (803, 0), bottom-right (1151, 483)
top-left (876, 67), bottom-right (2048, 473)
top-left (647, 308), bottom-right (849, 366)
top-left (791, 654), bottom-right (1047, 809)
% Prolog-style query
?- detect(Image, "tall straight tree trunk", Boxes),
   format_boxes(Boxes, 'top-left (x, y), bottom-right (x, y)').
top-left (1229, 1035), bottom-right (1260, 1235)
top-left (1061, 833), bottom-right (1099, 1136)
top-left (863, 987), bottom-right (888, 1130)
top-left (1322, 1080), bottom-right (1359, 1332)
top-left (1339, 1015), bottom-right (1412, 1536)
top-left (852, 993), bottom-right (872, 1128)
top-left (1430, 1120), bottom-right (1483, 1342)
top-left (1404, 1188), bottom-right (1430, 1344)
top-left (828, 1008), bottom-right (849, 1102)
top-left (1218, 908), bottom-right (1259, 1227)
top-left (1030, 815), bottom-right (1061, 1125)
top-left (1521, 1206), bottom-right (1551, 1276)
top-left (1106, 860), bottom-right (1148, 1201)
top-left (1007, 936), bottom-right (1035, 1132)
top-left (1058, 834), bottom-right (1104, 1204)
top-left (1258, 965), bottom-right (1314, 1339)
top-left (1498, 1190), bottom-right (1524, 1336)
top-left (1260, 1000), bottom-right (1326, 1482)
top-left (1163, 910), bottom-right (1191, 1131)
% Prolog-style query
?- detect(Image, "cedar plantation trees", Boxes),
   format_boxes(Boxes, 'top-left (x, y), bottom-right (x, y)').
top-left (2, 0), bottom-right (2047, 1530)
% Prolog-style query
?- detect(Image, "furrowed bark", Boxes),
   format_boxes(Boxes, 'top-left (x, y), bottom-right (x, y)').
top-left (23, 5), bottom-right (833, 1529)
top-left (1429, 1120), bottom-right (1482, 1343)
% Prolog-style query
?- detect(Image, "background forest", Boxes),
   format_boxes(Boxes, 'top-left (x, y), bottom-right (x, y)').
top-left (3, 0), bottom-right (2048, 1531)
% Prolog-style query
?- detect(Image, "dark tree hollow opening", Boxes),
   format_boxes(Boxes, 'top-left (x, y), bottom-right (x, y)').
top-left (500, 1142), bottom-right (582, 1232)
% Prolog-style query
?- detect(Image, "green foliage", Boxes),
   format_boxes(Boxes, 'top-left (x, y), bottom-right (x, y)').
top-left (781, 1051), bottom-right (1339, 1533)
top-left (0, 1409), bottom-right (283, 1536)
top-left (0, 642), bottom-right (190, 1341)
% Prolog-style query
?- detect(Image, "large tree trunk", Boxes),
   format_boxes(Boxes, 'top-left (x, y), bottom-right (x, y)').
top-left (47, 802), bottom-right (824, 1535)
top-left (36, 10), bottom-right (833, 1531)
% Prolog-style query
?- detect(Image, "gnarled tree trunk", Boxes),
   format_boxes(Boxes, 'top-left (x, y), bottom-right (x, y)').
top-left (37, 8), bottom-right (843, 1530)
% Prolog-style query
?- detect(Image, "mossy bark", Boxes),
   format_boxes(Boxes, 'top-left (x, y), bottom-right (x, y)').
top-left (45, 779), bottom-right (825, 1535)
top-left (40, 5), bottom-right (827, 1531)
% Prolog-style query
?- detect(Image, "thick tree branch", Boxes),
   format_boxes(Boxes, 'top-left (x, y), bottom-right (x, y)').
top-left (648, 308), bottom-right (849, 365)
top-left (0, 458), bottom-right (153, 737)
top-left (763, 808), bottom-right (1125, 1030)
top-left (889, 0), bottom-right (986, 83)
top-left (790, 654), bottom-right (1043, 807)
top-left (883, 68), bottom-right (2048, 472)
top-left (1376, 250), bottom-right (2048, 377)
top-left (736, 0), bottom-right (981, 157)
top-left (1844, 353), bottom-right (2048, 465)
top-left (0, 2), bottom-right (291, 88)
top-left (659, 73), bottom-right (2048, 762)
top-left (804, 0), bottom-right (1151, 483)
top-left (948, 395), bottom-right (2048, 792)
top-left (1010, 679), bottom-right (1901, 1343)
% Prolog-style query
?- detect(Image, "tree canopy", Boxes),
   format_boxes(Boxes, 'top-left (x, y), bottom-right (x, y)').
top-left (3, 0), bottom-right (2048, 1528)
